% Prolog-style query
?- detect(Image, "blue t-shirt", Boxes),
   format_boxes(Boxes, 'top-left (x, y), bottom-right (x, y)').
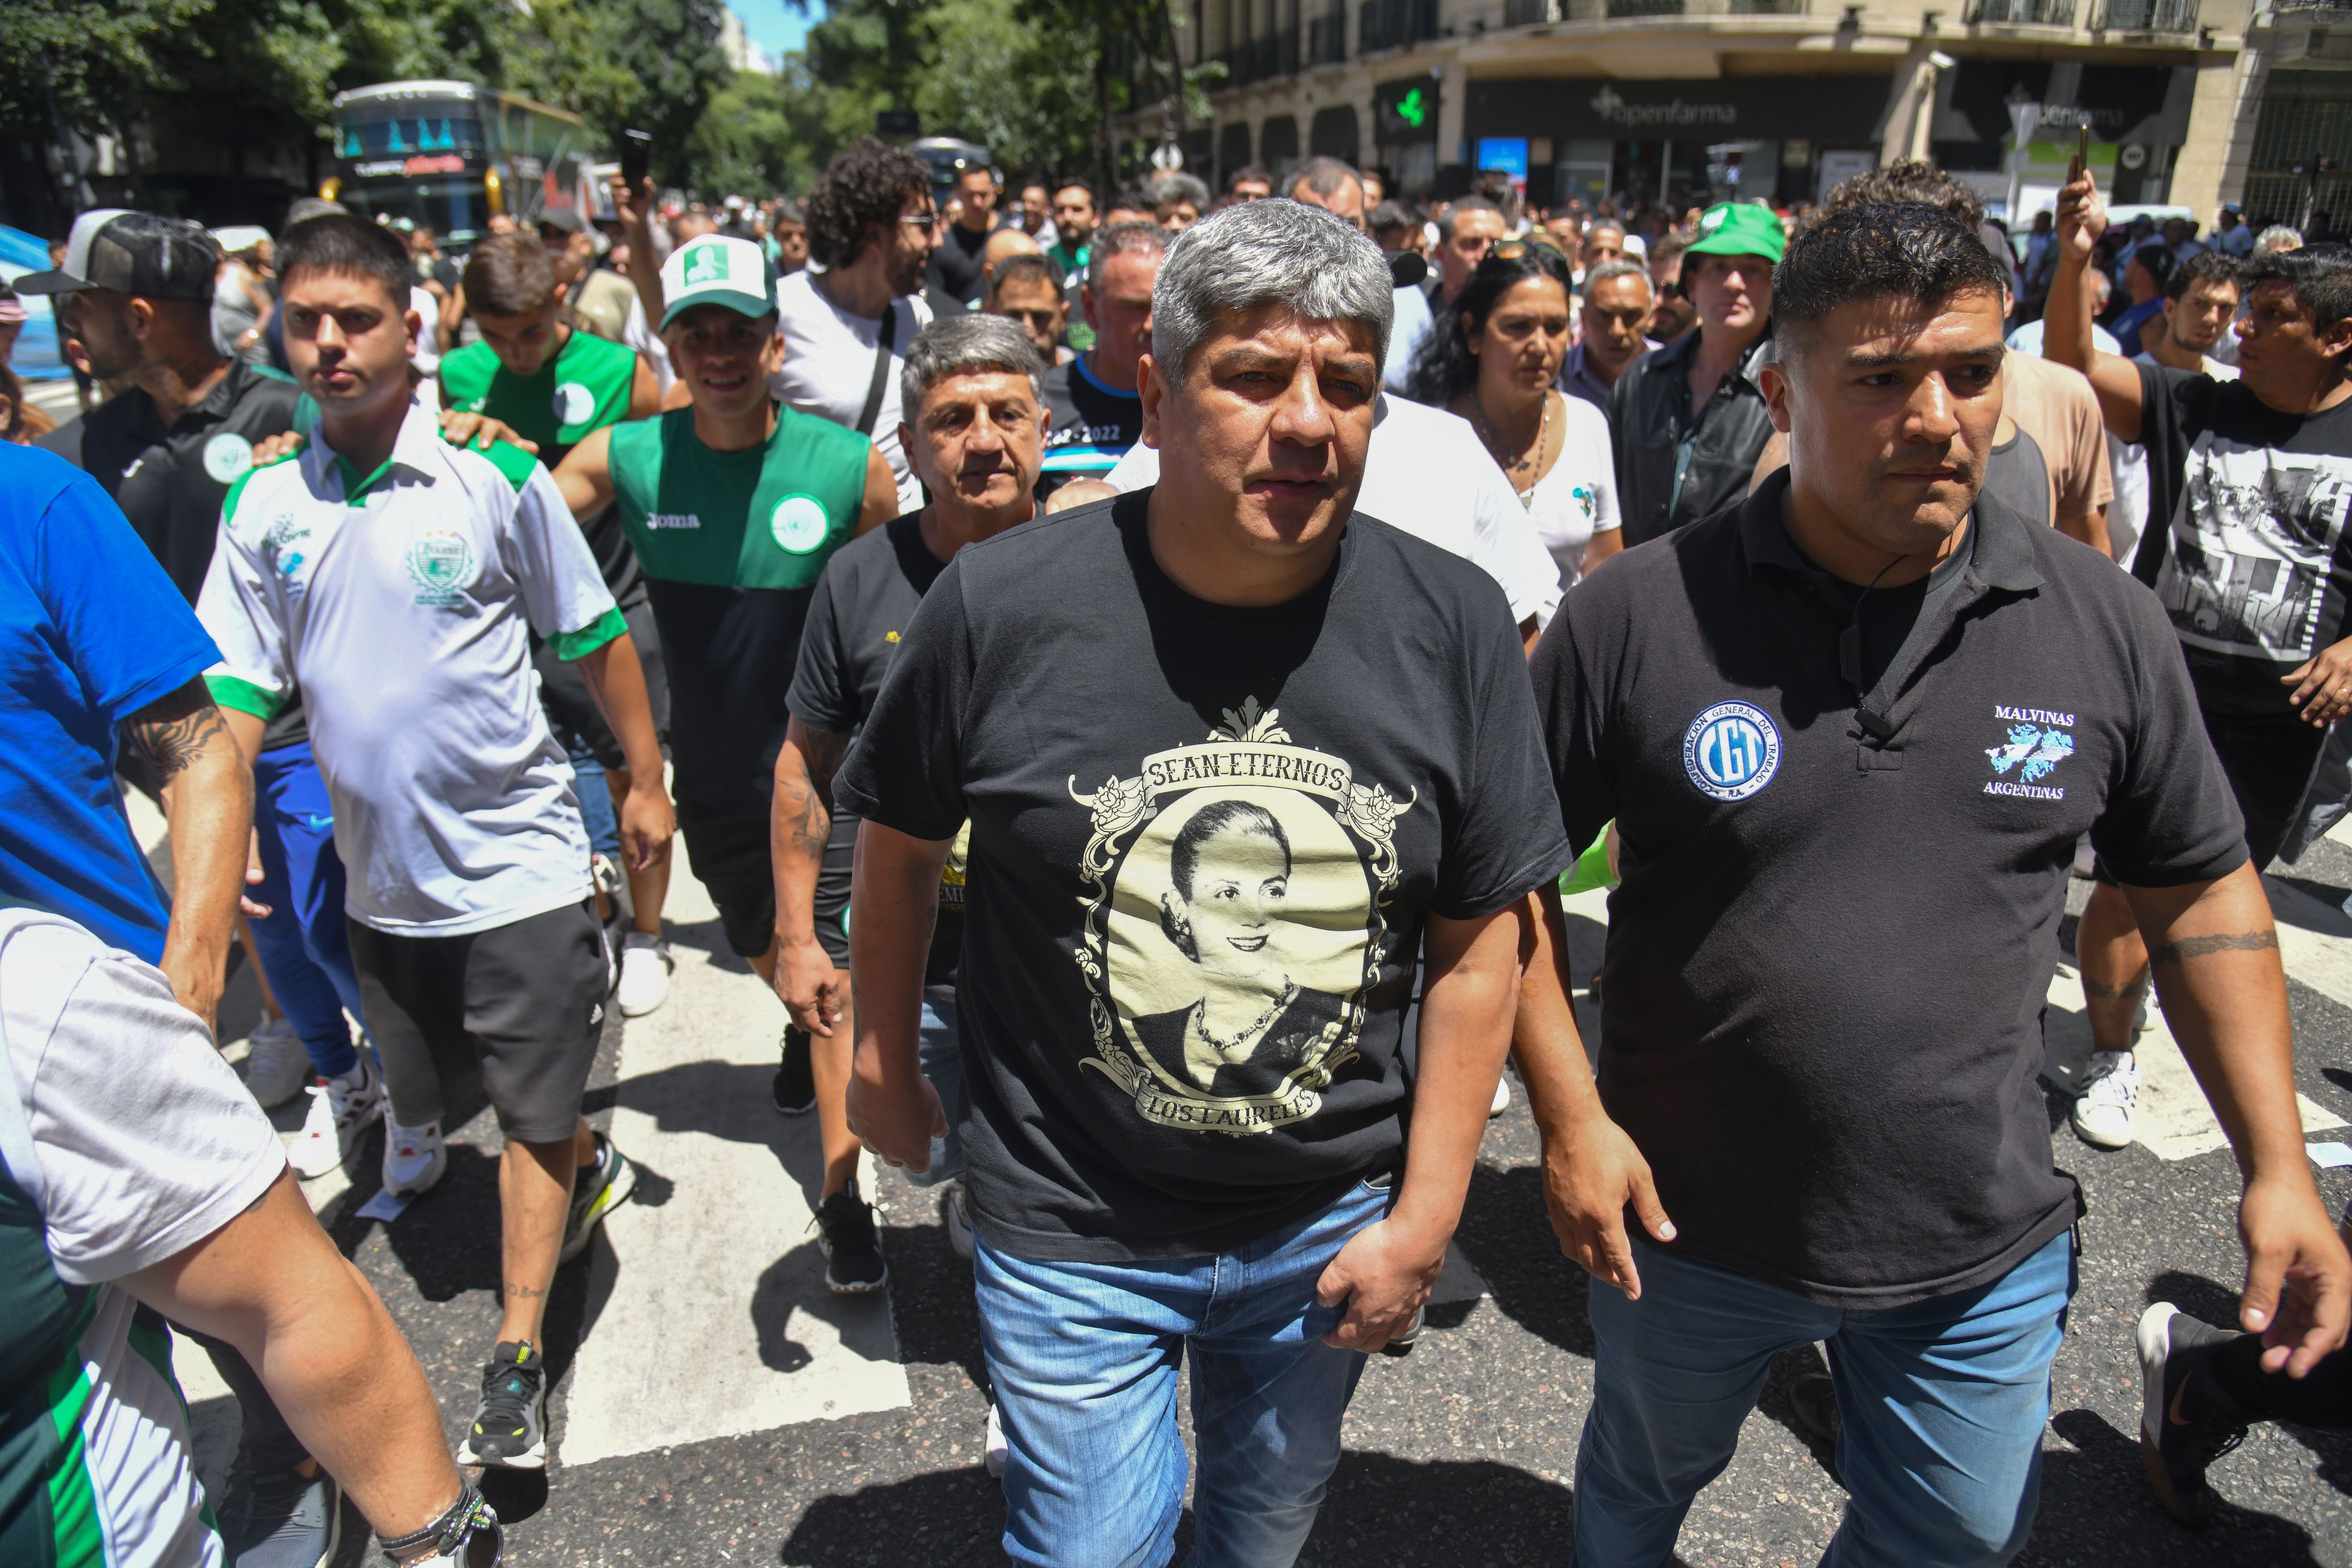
top-left (0, 445), bottom-right (221, 961)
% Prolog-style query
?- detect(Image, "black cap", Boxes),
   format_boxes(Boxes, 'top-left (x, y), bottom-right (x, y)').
top-left (16, 208), bottom-right (218, 300)
top-left (536, 206), bottom-right (588, 236)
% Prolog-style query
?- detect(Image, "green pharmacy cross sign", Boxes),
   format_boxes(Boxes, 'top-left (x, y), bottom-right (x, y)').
top-left (1396, 89), bottom-right (1429, 129)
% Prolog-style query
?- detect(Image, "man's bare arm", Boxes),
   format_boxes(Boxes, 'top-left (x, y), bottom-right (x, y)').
top-left (124, 1172), bottom-right (461, 1549)
top-left (572, 633), bottom-right (674, 874)
top-left (2055, 504), bottom-right (2113, 559)
top-left (553, 425), bottom-right (619, 520)
top-left (124, 678), bottom-right (251, 1032)
top-left (2123, 862), bottom-right (2352, 1374)
top-left (771, 718), bottom-right (852, 1032)
top-left (846, 820), bottom-right (952, 1168)
top-left (2047, 173), bottom-right (2146, 442)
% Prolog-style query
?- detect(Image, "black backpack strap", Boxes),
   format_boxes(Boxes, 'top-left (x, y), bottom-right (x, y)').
top-left (854, 302), bottom-right (899, 437)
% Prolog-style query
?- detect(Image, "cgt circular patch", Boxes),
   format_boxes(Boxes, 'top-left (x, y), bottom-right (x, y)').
top-left (1682, 700), bottom-right (1780, 802)
top-left (202, 432), bottom-right (254, 485)
top-left (770, 494), bottom-right (830, 554)
top-left (553, 382), bottom-right (596, 427)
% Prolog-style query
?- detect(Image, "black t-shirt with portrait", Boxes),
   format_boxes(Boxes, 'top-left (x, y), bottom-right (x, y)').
top-left (787, 511), bottom-right (962, 987)
top-left (2130, 363), bottom-right (2352, 716)
top-left (1041, 358), bottom-right (1144, 458)
top-left (835, 492), bottom-right (1571, 1261)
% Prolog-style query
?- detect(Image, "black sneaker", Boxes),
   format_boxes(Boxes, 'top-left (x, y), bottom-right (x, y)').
top-left (816, 1181), bottom-right (889, 1293)
top-left (773, 1026), bottom-right (816, 1115)
top-left (458, 1341), bottom-right (548, 1470)
top-left (2137, 1302), bottom-right (2249, 1528)
top-left (559, 1132), bottom-right (638, 1263)
top-left (226, 1463), bottom-right (340, 1568)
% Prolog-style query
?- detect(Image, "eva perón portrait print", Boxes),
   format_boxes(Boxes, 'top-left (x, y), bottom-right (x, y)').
top-left (1069, 700), bottom-right (1411, 1135)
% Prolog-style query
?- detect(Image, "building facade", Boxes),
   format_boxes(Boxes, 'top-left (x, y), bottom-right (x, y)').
top-left (1139, 0), bottom-right (2344, 230)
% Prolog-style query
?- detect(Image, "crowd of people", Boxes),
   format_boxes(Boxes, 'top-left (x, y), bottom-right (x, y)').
top-left (1, 130), bottom-right (2350, 1568)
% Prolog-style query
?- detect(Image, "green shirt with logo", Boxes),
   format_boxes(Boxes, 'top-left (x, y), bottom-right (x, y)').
top-left (608, 403), bottom-right (873, 812)
top-left (441, 327), bottom-right (638, 467)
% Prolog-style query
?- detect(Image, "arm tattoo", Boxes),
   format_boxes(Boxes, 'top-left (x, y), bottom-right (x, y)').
top-left (2081, 974), bottom-right (2144, 1000)
top-left (2146, 930), bottom-right (2279, 967)
top-left (778, 729), bottom-right (850, 862)
top-left (124, 679), bottom-right (230, 784)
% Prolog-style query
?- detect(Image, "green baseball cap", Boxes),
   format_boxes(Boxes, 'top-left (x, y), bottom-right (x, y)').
top-left (659, 234), bottom-right (772, 328)
top-left (1685, 201), bottom-right (1787, 265)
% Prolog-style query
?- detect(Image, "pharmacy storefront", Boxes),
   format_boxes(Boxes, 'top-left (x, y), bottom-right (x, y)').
top-left (1465, 74), bottom-right (1897, 212)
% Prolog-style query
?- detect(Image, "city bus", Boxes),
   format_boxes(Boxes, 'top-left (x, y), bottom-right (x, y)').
top-left (324, 80), bottom-right (597, 246)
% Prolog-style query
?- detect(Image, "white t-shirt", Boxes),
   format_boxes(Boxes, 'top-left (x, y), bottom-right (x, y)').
top-left (0, 908), bottom-right (286, 1568)
top-left (622, 293), bottom-right (675, 396)
top-left (198, 397), bottom-right (617, 934)
top-left (770, 268), bottom-right (933, 513)
top-left (1525, 393), bottom-right (1621, 593)
top-left (1104, 393), bottom-right (1562, 627)
top-left (409, 285), bottom-right (442, 376)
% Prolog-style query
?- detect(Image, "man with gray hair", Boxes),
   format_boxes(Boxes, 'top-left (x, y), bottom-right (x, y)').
top-left (836, 197), bottom-right (1568, 1563)
top-left (1040, 219), bottom-right (1170, 490)
top-left (1145, 170), bottom-right (1211, 231)
top-left (772, 314), bottom-right (1050, 1288)
top-left (1565, 257), bottom-right (1659, 416)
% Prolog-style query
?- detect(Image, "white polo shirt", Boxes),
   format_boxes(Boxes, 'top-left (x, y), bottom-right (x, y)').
top-left (197, 397), bottom-right (623, 936)
top-left (1104, 392), bottom-right (1564, 627)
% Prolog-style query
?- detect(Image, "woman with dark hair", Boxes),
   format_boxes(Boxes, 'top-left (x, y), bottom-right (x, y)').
top-left (1406, 245), bottom-right (1621, 593)
top-left (1130, 798), bottom-right (1350, 1100)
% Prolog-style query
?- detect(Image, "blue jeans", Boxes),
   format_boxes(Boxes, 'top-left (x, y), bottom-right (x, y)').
top-left (572, 750), bottom-right (621, 860)
top-left (976, 1178), bottom-right (1389, 1568)
top-left (247, 744), bottom-right (361, 1078)
top-left (1574, 1230), bottom-right (2075, 1568)
top-left (904, 984), bottom-right (965, 1187)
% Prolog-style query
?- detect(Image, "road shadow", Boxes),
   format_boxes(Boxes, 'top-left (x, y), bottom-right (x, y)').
top-left (2034, 1408), bottom-right (2330, 1565)
top-left (1449, 1162), bottom-right (1595, 1361)
top-left (2268, 876), bottom-right (2352, 938)
top-left (748, 1238), bottom-right (901, 1375)
top-left (874, 1170), bottom-right (992, 1392)
top-left (772, 1452), bottom-right (1670, 1568)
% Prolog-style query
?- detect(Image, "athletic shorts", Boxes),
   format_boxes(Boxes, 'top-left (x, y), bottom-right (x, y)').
top-left (2095, 707), bottom-right (2328, 885)
top-left (675, 803), bottom-right (779, 960)
top-left (537, 598), bottom-right (669, 772)
top-left (347, 899), bottom-right (606, 1143)
top-left (812, 812), bottom-right (856, 968)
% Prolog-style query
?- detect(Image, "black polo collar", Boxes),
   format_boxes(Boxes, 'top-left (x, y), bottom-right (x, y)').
top-left (1738, 466), bottom-right (2045, 596)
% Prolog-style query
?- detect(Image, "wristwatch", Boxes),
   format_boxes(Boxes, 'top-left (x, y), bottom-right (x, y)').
top-left (378, 1485), bottom-right (502, 1567)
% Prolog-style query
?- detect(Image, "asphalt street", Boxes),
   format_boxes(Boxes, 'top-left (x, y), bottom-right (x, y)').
top-left (188, 831), bottom-right (2352, 1568)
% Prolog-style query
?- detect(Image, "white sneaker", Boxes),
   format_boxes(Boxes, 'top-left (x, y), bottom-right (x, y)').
top-left (984, 1401), bottom-right (1008, 1478)
top-left (242, 1015), bottom-right (310, 1109)
top-left (2071, 1050), bottom-right (2140, 1150)
top-left (290, 1058), bottom-right (386, 1180)
top-left (1489, 1072), bottom-right (1512, 1119)
top-left (381, 1117), bottom-right (447, 1197)
top-left (615, 931), bottom-right (671, 1017)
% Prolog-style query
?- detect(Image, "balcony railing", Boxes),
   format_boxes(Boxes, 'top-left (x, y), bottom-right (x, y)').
top-left (2096, 0), bottom-right (2196, 25)
top-left (1965, 0), bottom-right (2078, 21)
top-left (1360, 0), bottom-right (1440, 48)
top-left (1504, 0), bottom-right (1557, 21)
top-left (1607, 0), bottom-right (1686, 13)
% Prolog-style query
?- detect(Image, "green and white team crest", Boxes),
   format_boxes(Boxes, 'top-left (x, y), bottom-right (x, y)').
top-left (683, 246), bottom-right (730, 286)
top-left (202, 431), bottom-right (254, 484)
top-left (555, 381), bottom-right (596, 426)
top-left (771, 494), bottom-right (830, 554)
top-left (405, 529), bottom-right (478, 606)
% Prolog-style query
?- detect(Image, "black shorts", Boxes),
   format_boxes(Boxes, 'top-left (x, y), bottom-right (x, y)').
top-left (813, 812), bottom-right (856, 968)
top-left (347, 899), bottom-right (606, 1143)
top-left (676, 804), bottom-right (779, 959)
top-left (537, 598), bottom-right (669, 772)
top-left (2096, 707), bottom-right (2329, 884)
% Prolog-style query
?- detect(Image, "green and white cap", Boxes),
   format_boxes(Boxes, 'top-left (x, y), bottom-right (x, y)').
top-left (659, 234), bottom-right (772, 328)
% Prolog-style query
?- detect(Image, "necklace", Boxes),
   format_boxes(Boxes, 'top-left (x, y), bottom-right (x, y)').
top-left (1472, 393), bottom-right (1550, 508)
top-left (1191, 980), bottom-right (1299, 1054)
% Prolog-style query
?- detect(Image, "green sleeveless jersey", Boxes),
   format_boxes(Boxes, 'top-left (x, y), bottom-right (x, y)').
top-left (440, 326), bottom-right (637, 466)
top-left (607, 404), bottom-right (870, 593)
top-left (607, 404), bottom-right (873, 812)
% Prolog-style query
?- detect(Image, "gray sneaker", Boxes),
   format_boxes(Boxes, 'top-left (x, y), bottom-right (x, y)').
top-left (228, 1464), bottom-right (340, 1568)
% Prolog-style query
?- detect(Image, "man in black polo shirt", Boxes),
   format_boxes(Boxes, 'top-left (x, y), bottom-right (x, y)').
top-left (1521, 204), bottom-right (2349, 1568)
